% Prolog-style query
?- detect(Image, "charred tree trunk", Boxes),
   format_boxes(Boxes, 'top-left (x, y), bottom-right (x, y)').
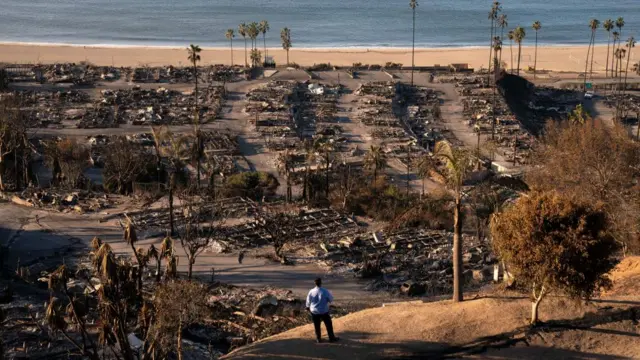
top-left (452, 193), bottom-right (463, 302)
top-left (156, 258), bottom-right (162, 282)
top-left (169, 172), bottom-right (175, 236)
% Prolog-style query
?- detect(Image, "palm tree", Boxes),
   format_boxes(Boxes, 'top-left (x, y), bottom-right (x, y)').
top-left (612, 31), bottom-right (620, 79)
top-left (239, 23), bottom-right (248, 67)
top-left (187, 44), bottom-right (202, 189)
top-left (497, 14), bottom-right (508, 69)
top-left (259, 20), bottom-right (270, 64)
top-left (624, 37), bottom-right (635, 95)
top-left (487, 2), bottom-right (501, 82)
top-left (603, 19), bottom-right (614, 77)
top-left (587, 19), bottom-right (600, 87)
top-left (249, 22), bottom-right (259, 52)
top-left (614, 48), bottom-right (627, 119)
top-left (410, 0), bottom-right (418, 86)
top-left (532, 21), bottom-right (541, 79)
top-left (281, 27), bottom-right (292, 66)
top-left (250, 48), bottom-right (262, 67)
top-left (434, 141), bottom-right (473, 303)
top-left (508, 30), bottom-right (515, 73)
top-left (616, 17), bottom-right (625, 78)
top-left (513, 26), bottom-right (525, 75)
top-left (364, 145), bottom-right (387, 180)
top-left (225, 29), bottom-right (235, 66)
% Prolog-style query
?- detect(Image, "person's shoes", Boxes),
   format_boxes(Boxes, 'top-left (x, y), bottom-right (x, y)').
top-left (316, 339), bottom-right (323, 343)
top-left (329, 337), bottom-right (340, 343)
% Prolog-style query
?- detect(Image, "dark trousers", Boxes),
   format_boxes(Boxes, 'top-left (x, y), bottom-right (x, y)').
top-left (311, 313), bottom-right (336, 340)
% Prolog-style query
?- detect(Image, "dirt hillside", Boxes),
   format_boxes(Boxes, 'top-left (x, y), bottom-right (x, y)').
top-left (223, 257), bottom-right (640, 360)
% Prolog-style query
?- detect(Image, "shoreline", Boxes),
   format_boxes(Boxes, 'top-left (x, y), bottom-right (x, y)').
top-left (0, 42), bottom-right (611, 73)
top-left (0, 40), bottom-right (595, 51)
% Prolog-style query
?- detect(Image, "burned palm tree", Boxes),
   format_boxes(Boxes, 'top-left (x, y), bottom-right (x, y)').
top-left (410, 0), bottom-right (418, 86)
top-left (124, 217), bottom-right (144, 293)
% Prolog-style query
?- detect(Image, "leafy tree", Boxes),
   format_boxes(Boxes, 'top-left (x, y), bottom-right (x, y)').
top-left (222, 171), bottom-right (279, 200)
top-left (491, 191), bottom-right (617, 325)
top-left (226, 29), bottom-right (235, 66)
top-left (567, 103), bottom-right (592, 124)
top-left (532, 21), bottom-right (541, 79)
top-left (527, 121), bottom-right (640, 254)
top-left (281, 27), bottom-right (292, 65)
top-left (434, 141), bottom-right (473, 302)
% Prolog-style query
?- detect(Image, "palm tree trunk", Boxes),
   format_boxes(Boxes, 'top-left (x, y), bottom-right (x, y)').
top-left (584, 34), bottom-right (592, 91)
top-left (509, 40), bottom-right (513, 74)
top-left (411, 8), bottom-right (416, 86)
top-left (534, 31), bottom-right (538, 79)
top-left (517, 43), bottom-right (522, 76)
top-left (499, 27), bottom-right (505, 68)
top-left (244, 38), bottom-right (248, 67)
top-left (488, 18), bottom-right (495, 83)
top-left (589, 30), bottom-right (597, 81)
top-left (263, 34), bottom-right (267, 63)
top-left (606, 33), bottom-right (611, 77)
top-left (611, 38), bottom-right (617, 79)
top-left (230, 39), bottom-right (234, 66)
top-left (452, 193), bottom-right (463, 302)
top-left (286, 49), bottom-right (290, 66)
top-left (624, 45), bottom-right (632, 95)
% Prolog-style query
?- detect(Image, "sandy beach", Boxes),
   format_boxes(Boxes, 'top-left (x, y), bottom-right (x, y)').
top-left (0, 43), bottom-right (620, 73)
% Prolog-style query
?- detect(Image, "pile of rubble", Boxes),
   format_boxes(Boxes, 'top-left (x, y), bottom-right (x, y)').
top-left (7, 189), bottom-right (117, 213)
top-left (94, 85), bottom-right (224, 126)
top-left (460, 85), bottom-right (534, 165)
top-left (246, 81), bottom-right (298, 146)
top-left (397, 84), bottom-right (446, 150)
top-left (218, 208), bottom-right (359, 251)
top-left (319, 229), bottom-right (493, 296)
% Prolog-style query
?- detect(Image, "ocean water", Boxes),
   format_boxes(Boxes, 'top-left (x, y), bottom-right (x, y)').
top-left (1, 0), bottom-right (639, 48)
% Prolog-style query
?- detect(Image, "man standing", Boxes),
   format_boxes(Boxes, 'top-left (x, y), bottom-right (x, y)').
top-left (306, 278), bottom-right (338, 343)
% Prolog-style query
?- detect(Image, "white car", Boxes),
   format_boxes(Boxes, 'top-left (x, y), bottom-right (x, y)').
top-left (584, 91), bottom-right (595, 99)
